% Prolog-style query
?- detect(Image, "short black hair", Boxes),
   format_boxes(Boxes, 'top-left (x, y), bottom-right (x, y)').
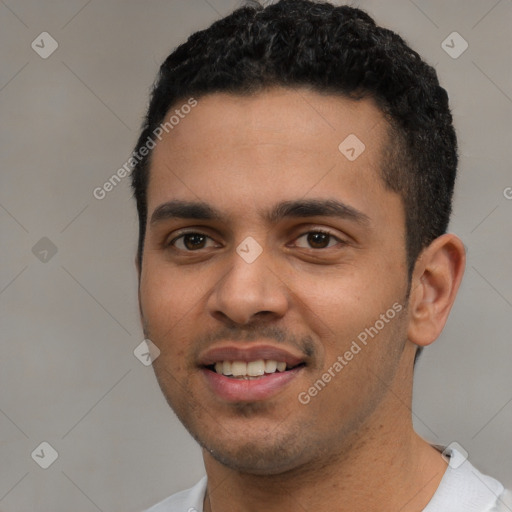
top-left (131, 0), bottom-right (457, 285)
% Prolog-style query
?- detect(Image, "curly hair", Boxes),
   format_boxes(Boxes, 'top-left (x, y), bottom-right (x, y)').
top-left (131, 0), bottom-right (457, 285)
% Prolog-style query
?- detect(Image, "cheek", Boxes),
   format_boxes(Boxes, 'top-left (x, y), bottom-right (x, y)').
top-left (292, 264), bottom-right (405, 360)
top-left (291, 267), bottom-right (376, 324)
top-left (141, 254), bottom-right (204, 314)
top-left (140, 271), bottom-right (191, 368)
top-left (140, 266), bottom-right (196, 386)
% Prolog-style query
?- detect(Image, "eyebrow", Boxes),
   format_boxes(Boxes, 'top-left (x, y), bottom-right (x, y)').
top-left (149, 198), bottom-right (370, 227)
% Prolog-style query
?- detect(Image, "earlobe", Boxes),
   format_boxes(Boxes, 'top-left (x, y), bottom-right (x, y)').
top-left (407, 234), bottom-right (466, 347)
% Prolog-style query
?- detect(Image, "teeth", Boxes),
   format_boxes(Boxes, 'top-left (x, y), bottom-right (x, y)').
top-left (265, 360), bottom-right (277, 373)
top-left (247, 360), bottom-right (265, 376)
top-left (222, 361), bottom-right (233, 376)
top-left (231, 361), bottom-right (247, 376)
top-left (212, 359), bottom-right (292, 377)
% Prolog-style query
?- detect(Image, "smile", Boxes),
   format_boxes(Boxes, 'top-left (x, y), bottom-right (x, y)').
top-left (199, 343), bottom-right (307, 401)
top-left (207, 359), bottom-right (304, 379)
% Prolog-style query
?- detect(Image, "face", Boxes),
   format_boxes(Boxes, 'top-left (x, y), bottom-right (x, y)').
top-left (138, 88), bottom-right (412, 475)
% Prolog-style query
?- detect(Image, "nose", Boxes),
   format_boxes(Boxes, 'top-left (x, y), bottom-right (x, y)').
top-left (207, 243), bottom-right (289, 326)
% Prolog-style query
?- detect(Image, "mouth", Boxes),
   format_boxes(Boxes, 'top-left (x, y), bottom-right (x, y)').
top-left (205, 359), bottom-right (306, 379)
top-left (199, 345), bottom-right (307, 402)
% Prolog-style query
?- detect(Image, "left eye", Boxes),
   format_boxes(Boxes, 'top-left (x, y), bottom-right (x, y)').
top-left (294, 231), bottom-right (343, 249)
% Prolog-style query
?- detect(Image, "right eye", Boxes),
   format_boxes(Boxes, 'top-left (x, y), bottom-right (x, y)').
top-left (168, 232), bottom-right (218, 251)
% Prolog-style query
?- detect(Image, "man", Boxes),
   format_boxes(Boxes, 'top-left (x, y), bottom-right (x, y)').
top-left (131, 1), bottom-right (511, 510)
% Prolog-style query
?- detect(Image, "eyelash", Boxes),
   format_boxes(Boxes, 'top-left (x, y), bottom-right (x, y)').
top-left (167, 229), bottom-right (346, 252)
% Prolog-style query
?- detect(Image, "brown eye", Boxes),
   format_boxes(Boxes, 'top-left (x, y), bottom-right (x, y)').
top-left (307, 232), bottom-right (330, 249)
top-left (170, 233), bottom-right (214, 251)
top-left (294, 231), bottom-right (343, 250)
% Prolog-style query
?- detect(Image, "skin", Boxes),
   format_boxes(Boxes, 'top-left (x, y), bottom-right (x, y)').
top-left (137, 88), bottom-right (466, 512)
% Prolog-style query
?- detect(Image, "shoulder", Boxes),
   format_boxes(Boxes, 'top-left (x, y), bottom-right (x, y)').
top-left (424, 445), bottom-right (508, 512)
top-left (491, 489), bottom-right (512, 512)
top-left (142, 476), bottom-right (207, 512)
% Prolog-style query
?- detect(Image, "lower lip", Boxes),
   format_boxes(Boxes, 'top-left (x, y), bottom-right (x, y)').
top-left (202, 367), bottom-right (303, 402)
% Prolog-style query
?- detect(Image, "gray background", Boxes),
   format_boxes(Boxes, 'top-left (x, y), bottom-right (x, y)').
top-left (1, 0), bottom-right (511, 511)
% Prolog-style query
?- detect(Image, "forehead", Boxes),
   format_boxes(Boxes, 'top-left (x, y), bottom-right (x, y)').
top-left (153, 88), bottom-right (386, 157)
top-left (146, 88), bottom-right (396, 225)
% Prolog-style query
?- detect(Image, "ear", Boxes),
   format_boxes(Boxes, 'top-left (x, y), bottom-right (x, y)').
top-left (407, 233), bottom-right (466, 347)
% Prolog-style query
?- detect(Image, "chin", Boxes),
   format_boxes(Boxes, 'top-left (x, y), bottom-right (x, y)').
top-left (178, 410), bottom-right (308, 474)
top-left (201, 436), bottom-right (310, 475)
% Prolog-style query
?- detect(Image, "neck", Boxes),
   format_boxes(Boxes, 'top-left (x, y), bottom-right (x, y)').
top-left (202, 349), bottom-right (448, 512)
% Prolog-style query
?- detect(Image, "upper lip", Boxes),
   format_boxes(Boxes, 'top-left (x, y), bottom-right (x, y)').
top-left (198, 344), bottom-right (306, 367)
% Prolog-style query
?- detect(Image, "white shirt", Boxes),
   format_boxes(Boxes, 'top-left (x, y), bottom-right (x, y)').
top-left (144, 447), bottom-right (512, 512)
